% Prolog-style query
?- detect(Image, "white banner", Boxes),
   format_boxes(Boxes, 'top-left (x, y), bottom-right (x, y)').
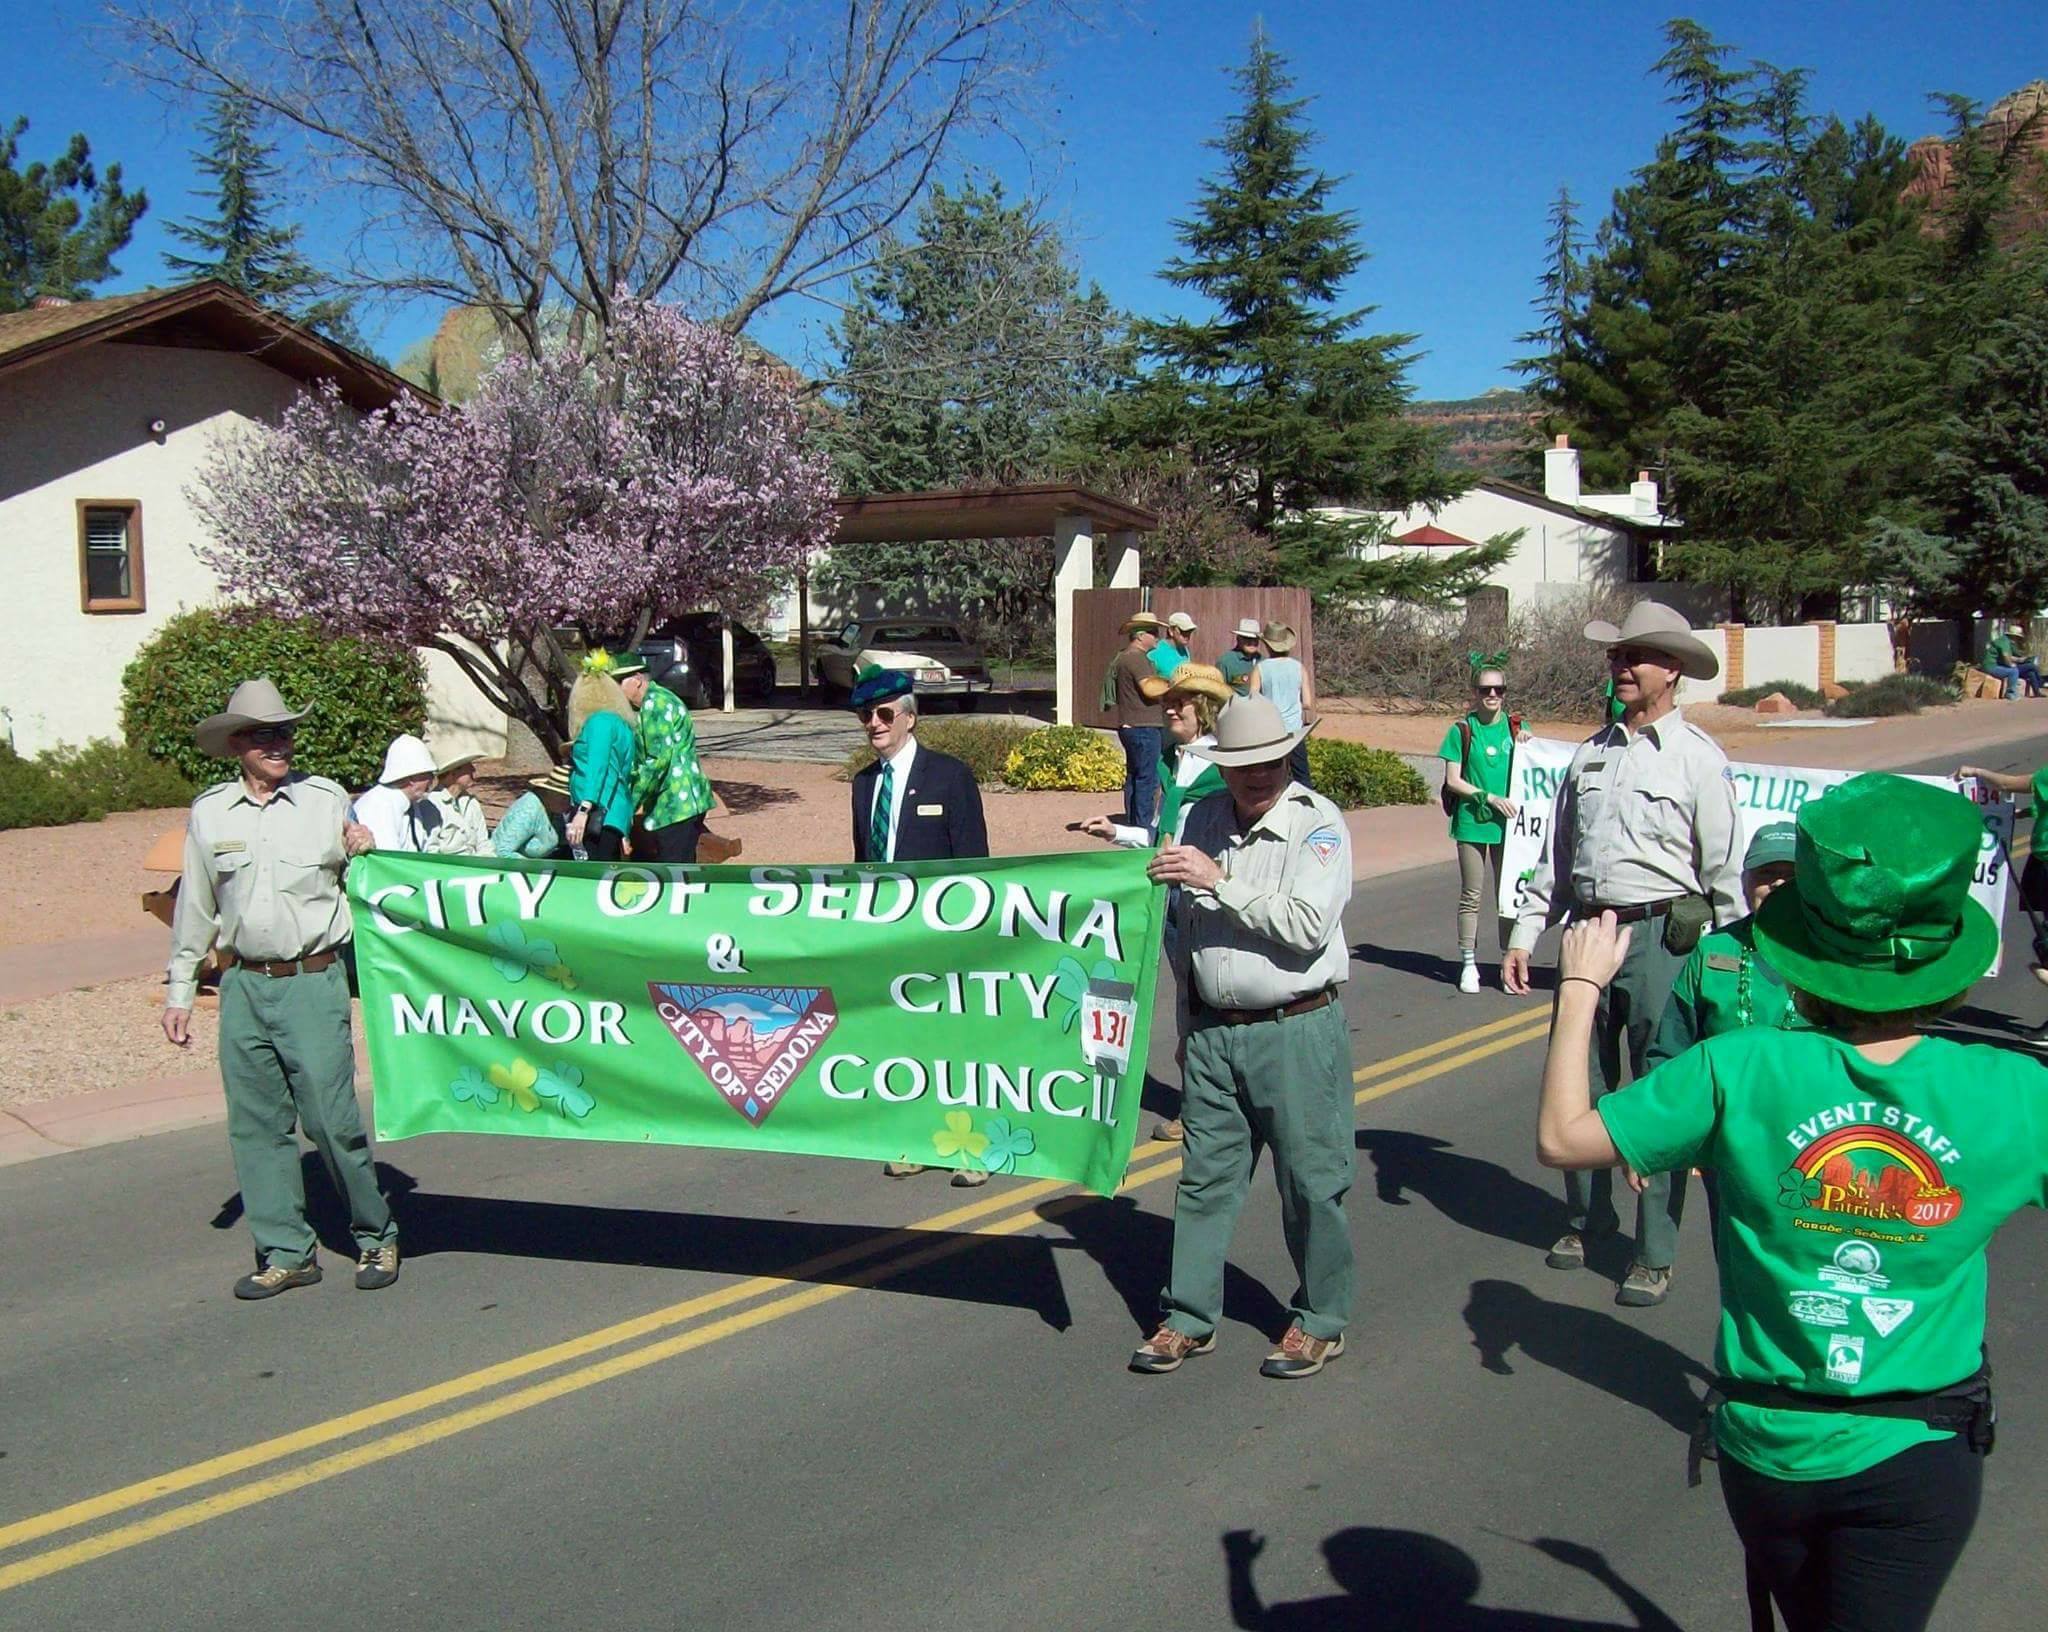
top-left (1498, 738), bottom-right (2017, 974)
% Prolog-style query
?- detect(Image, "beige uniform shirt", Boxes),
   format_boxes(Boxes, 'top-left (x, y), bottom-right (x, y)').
top-left (1508, 708), bottom-right (1743, 954)
top-left (1175, 785), bottom-right (1353, 1010)
top-left (167, 774), bottom-right (354, 1008)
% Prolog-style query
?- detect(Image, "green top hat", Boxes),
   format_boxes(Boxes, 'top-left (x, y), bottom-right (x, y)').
top-left (1752, 773), bottom-right (1996, 1011)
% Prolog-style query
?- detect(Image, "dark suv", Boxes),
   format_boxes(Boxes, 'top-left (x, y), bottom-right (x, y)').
top-left (635, 613), bottom-right (778, 709)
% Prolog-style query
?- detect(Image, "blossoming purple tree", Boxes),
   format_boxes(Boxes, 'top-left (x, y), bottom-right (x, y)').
top-left (193, 297), bottom-right (837, 760)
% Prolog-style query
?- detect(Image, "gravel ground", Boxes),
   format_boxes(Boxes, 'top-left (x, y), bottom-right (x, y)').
top-left (1, 977), bottom-right (220, 1107)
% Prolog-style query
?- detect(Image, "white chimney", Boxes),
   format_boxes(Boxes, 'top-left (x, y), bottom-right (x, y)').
top-left (1544, 434), bottom-right (1581, 506)
top-left (1631, 469), bottom-right (1660, 518)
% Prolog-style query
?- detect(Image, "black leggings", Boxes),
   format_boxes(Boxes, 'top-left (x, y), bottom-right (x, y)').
top-left (1719, 1434), bottom-right (1982, 1632)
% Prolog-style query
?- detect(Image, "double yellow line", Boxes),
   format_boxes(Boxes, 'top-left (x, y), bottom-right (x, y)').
top-left (0, 1004), bottom-right (1551, 1594)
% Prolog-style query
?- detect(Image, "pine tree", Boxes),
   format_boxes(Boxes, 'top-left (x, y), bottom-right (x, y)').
top-left (1513, 186), bottom-right (1585, 477)
top-left (163, 94), bottom-right (361, 347)
top-left (0, 119), bottom-right (147, 311)
top-left (1103, 29), bottom-right (1465, 604)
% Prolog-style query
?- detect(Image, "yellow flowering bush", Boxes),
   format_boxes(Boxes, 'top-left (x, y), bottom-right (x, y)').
top-left (1001, 726), bottom-right (1126, 792)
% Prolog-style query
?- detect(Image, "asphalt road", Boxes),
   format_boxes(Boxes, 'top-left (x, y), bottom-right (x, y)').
top-left (6, 736), bottom-right (2048, 1630)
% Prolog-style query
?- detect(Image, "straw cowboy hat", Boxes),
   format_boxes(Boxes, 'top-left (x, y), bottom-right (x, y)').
top-left (1121, 610), bottom-right (1167, 636)
top-left (437, 753), bottom-right (484, 782)
top-left (194, 677), bottom-right (310, 759)
top-left (1140, 661), bottom-right (1235, 705)
top-left (527, 765), bottom-right (574, 799)
top-left (1584, 599), bottom-right (1720, 681)
top-left (1753, 774), bottom-right (1996, 1011)
top-left (377, 734), bottom-right (437, 785)
top-left (1186, 696), bottom-right (1314, 768)
top-left (1260, 620), bottom-right (1298, 655)
top-left (1232, 617), bottom-right (1262, 642)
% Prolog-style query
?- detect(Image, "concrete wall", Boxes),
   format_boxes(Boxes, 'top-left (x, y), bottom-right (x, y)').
top-left (1676, 627), bottom-right (1729, 706)
top-left (1741, 625), bottom-right (1820, 692)
top-left (1354, 487), bottom-right (1636, 610)
top-left (1835, 623), bottom-right (1895, 684)
top-left (0, 343), bottom-right (506, 762)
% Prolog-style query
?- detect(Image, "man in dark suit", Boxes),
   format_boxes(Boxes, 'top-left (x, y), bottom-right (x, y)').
top-left (848, 666), bottom-right (991, 1184)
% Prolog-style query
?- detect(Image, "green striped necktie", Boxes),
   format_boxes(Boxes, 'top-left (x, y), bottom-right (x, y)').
top-left (870, 761), bottom-right (894, 861)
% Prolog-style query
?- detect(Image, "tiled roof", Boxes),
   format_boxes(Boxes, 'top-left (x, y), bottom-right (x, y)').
top-left (1394, 523), bottom-right (1479, 547)
top-left (0, 289), bottom-right (171, 359)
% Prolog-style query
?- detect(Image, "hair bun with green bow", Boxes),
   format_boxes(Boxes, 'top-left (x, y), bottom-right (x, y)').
top-left (1468, 650), bottom-right (1510, 681)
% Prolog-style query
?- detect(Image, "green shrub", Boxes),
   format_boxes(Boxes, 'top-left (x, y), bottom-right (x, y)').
top-left (1001, 726), bottom-right (1125, 792)
top-left (1825, 673), bottom-right (1956, 718)
top-left (840, 718), bottom-right (1036, 786)
top-left (121, 609), bottom-right (428, 789)
top-left (1308, 740), bottom-right (1429, 810)
top-left (0, 739), bottom-right (195, 831)
top-left (1722, 680), bottom-right (1826, 709)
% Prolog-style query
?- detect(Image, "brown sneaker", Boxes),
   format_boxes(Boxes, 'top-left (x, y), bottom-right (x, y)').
top-left (1260, 1324), bottom-right (1345, 1379)
top-left (1128, 1324), bottom-right (1216, 1374)
top-left (950, 1168), bottom-right (990, 1188)
top-left (233, 1257), bottom-right (322, 1300)
top-left (1545, 1231), bottom-right (1586, 1270)
top-left (1616, 1263), bottom-right (1671, 1308)
top-left (354, 1241), bottom-right (401, 1291)
top-left (882, 1161), bottom-right (928, 1178)
top-left (1152, 1117), bottom-right (1186, 1142)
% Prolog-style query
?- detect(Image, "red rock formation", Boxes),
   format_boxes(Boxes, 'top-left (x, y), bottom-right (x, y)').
top-left (1904, 81), bottom-right (2048, 244)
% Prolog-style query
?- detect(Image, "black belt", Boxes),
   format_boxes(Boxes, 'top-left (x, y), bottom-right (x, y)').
top-left (1687, 1357), bottom-right (1995, 1488)
top-left (225, 950), bottom-right (341, 978)
top-left (1191, 988), bottom-right (1336, 1027)
top-left (1578, 898), bottom-right (1675, 925)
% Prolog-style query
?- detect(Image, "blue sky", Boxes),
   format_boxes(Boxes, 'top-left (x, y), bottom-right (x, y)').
top-left (4, 2), bottom-right (2040, 397)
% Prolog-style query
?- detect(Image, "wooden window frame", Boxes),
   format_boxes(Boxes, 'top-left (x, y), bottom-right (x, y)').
top-left (77, 500), bottom-right (145, 614)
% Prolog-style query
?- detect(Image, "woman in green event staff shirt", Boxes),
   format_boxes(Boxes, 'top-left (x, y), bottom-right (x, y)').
top-left (1438, 658), bottom-right (1522, 995)
top-left (1535, 772), bottom-right (2035, 1632)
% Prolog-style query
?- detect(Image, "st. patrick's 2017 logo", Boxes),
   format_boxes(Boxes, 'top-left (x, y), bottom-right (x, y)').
top-left (650, 983), bottom-right (840, 1126)
top-left (1777, 1123), bottom-right (1965, 1227)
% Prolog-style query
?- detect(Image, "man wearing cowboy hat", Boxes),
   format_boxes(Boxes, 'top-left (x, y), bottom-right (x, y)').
top-left (1218, 617), bottom-right (1263, 698)
top-left (1133, 695), bottom-right (1357, 1380)
top-left (353, 734), bottom-right (443, 853)
top-left (1113, 610), bottom-right (1169, 832)
top-left (1503, 599), bottom-right (1742, 1308)
top-left (1151, 611), bottom-right (1198, 681)
top-left (163, 678), bottom-right (400, 1299)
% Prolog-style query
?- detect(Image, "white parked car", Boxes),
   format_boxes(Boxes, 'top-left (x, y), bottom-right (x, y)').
top-left (814, 619), bottom-right (994, 709)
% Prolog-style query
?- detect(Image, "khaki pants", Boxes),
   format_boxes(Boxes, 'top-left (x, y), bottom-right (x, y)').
top-left (1456, 840), bottom-right (1509, 954)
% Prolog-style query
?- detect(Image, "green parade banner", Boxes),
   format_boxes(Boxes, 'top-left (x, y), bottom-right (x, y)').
top-left (349, 849), bottom-right (1166, 1196)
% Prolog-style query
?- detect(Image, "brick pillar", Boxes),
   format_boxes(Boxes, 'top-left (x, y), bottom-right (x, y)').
top-left (1810, 619), bottom-right (1837, 692)
top-left (1718, 623), bottom-right (1745, 691)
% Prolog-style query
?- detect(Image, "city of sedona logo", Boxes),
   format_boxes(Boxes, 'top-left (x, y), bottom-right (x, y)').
top-left (649, 982), bottom-right (839, 1126)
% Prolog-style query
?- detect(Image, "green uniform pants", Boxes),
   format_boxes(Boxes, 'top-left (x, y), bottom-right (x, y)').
top-left (219, 961), bottom-right (393, 1265)
top-left (1163, 999), bottom-right (1355, 1340)
top-left (1560, 916), bottom-right (1688, 1268)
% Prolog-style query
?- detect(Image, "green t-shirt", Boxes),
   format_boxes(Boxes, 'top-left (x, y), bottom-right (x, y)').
top-left (1645, 918), bottom-right (1795, 1070)
top-left (2029, 765), bottom-right (2048, 823)
top-left (1217, 649), bottom-right (1259, 696)
top-left (1600, 1027), bottom-right (2048, 1481)
top-left (1986, 631), bottom-right (2018, 667)
top-left (1437, 714), bottom-right (1513, 843)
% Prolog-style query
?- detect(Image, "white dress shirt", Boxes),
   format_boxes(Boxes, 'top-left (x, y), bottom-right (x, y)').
top-left (868, 738), bottom-right (918, 862)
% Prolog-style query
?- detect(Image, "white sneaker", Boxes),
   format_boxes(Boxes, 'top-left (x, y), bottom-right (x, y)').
top-left (1458, 962), bottom-right (1480, 995)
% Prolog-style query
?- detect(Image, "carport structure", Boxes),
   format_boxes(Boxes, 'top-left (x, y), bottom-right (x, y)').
top-left (823, 483), bottom-right (1160, 724)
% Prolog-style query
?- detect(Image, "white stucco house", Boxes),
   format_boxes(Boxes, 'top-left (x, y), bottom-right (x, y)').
top-left (1321, 436), bottom-right (1679, 612)
top-left (0, 281), bottom-right (508, 763)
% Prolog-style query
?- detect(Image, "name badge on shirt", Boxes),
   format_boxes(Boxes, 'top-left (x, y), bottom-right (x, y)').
top-left (212, 840), bottom-right (247, 854)
top-left (916, 803), bottom-right (943, 816)
top-left (1080, 978), bottom-right (1138, 1077)
top-left (1706, 954), bottom-right (1742, 972)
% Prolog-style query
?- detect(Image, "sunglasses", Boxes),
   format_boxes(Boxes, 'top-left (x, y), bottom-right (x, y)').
top-left (856, 705), bottom-right (902, 726)
top-left (1476, 684), bottom-right (1506, 696)
top-left (243, 724), bottom-right (298, 746)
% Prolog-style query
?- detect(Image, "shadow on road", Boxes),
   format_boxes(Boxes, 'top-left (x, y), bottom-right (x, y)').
top-left (1460, 1279), bottom-right (1711, 1436)
top-left (710, 777), bottom-right (802, 814)
top-left (216, 1157), bottom-right (1073, 1326)
top-left (1041, 1191), bottom-right (1290, 1339)
top-left (1356, 1129), bottom-right (1563, 1253)
top-left (1351, 942), bottom-right (1557, 994)
top-left (1942, 1002), bottom-right (2045, 1053)
top-left (1219, 1526), bottom-right (1685, 1630)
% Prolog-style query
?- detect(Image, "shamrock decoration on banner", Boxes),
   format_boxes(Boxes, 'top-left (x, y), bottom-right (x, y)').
top-left (978, 1118), bottom-right (1037, 1174)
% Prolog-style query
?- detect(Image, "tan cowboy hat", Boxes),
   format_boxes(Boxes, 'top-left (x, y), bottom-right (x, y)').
top-left (1121, 610), bottom-right (1167, 636)
top-left (1139, 661), bottom-right (1234, 705)
top-left (194, 677), bottom-right (310, 758)
top-left (1165, 610), bottom-right (1198, 634)
top-left (1583, 599), bottom-right (1720, 681)
top-left (1260, 620), bottom-right (1297, 654)
top-left (437, 753), bottom-right (483, 782)
top-left (1185, 696), bottom-right (1313, 768)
